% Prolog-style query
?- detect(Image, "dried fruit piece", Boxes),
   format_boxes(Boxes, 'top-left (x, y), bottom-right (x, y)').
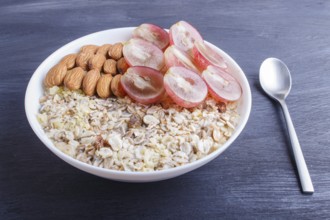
top-left (59, 54), bottom-right (77, 69)
top-left (96, 44), bottom-right (112, 57)
top-left (128, 114), bottom-right (142, 128)
top-left (116, 57), bottom-right (129, 74)
top-left (64, 67), bottom-right (85, 90)
top-left (111, 74), bottom-right (126, 98)
top-left (96, 74), bottom-right (113, 98)
top-left (89, 53), bottom-right (106, 71)
top-left (44, 63), bottom-right (67, 87)
top-left (80, 45), bottom-right (99, 54)
top-left (108, 42), bottom-right (123, 60)
top-left (103, 59), bottom-right (117, 75)
top-left (217, 102), bottom-right (226, 113)
top-left (82, 69), bottom-right (101, 96)
top-left (76, 52), bottom-right (93, 70)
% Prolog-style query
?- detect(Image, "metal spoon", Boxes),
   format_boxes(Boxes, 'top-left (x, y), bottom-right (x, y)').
top-left (259, 57), bottom-right (314, 194)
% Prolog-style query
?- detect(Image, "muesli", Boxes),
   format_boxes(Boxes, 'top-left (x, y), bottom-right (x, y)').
top-left (38, 21), bottom-right (242, 172)
top-left (38, 87), bottom-right (239, 171)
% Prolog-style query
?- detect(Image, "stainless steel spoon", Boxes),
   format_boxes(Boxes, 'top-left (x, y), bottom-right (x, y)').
top-left (259, 58), bottom-right (314, 194)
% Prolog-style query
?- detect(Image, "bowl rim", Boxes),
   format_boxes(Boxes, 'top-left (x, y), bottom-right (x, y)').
top-left (25, 27), bottom-right (252, 178)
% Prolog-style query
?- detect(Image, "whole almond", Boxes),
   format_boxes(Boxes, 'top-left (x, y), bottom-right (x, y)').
top-left (59, 54), bottom-right (77, 69)
top-left (116, 57), bottom-right (129, 74)
top-left (103, 59), bottom-right (117, 75)
top-left (108, 42), bottom-right (123, 60)
top-left (44, 63), bottom-right (67, 87)
top-left (76, 52), bottom-right (93, 70)
top-left (96, 44), bottom-right (112, 57)
top-left (82, 69), bottom-right (101, 96)
top-left (80, 45), bottom-right (99, 54)
top-left (96, 74), bottom-right (113, 98)
top-left (89, 53), bottom-right (106, 71)
top-left (63, 67), bottom-right (85, 90)
top-left (111, 74), bottom-right (126, 98)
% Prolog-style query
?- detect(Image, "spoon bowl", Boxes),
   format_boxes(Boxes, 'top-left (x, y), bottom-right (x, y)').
top-left (259, 58), bottom-right (292, 101)
top-left (259, 57), bottom-right (314, 194)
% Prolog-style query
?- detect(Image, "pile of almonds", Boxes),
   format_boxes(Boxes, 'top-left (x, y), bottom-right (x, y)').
top-left (44, 43), bottom-right (129, 98)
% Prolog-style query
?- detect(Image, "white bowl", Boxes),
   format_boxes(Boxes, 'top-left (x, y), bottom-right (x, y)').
top-left (25, 27), bottom-right (252, 182)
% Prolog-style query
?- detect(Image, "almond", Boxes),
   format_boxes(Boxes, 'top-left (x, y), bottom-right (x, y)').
top-left (82, 69), bottom-right (101, 96)
top-left (80, 45), bottom-right (99, 54)
top-left (96, 74), bottom-right (113, 98)
top-left (116, 57), bottom-right (129, 74)
top-left (76, 52), bottom-right (93, 70)
top-left (44, 63), bottom-right (67, 87)
top-left (108, 42), bottom-right (123, 60)
top-left (97, 44), bottom-right (112, 57)
top-left (89, 53), bottom-right (106, 71)
top-left (103, 59), bottom-right (117, 75)
top-left (63, 67), bottom-right (85, 90)
top-left (59, 54), bottom-right (77, 69)
top-left (111, 74), bottom-right (126, 98)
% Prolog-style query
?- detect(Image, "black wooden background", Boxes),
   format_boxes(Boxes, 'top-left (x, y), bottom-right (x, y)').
top-left (1, 0), bottom-right (330, 219)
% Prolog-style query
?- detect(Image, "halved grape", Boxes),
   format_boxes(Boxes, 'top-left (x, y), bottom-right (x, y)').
top-left (169, 21), bottom-right (203, 55)
top-left (120, 66), bottom-right (165, 104)
top-left (132, 23), bottom-right (169, 50)
top-left (164, 45), bottom-right (199, 73)
top-left (193, 41), bottom-right (227, 71)
top-left (202, 65), bottom-right (242, 102)
top-left (123, 38), bottom-right (165, 71)
top-left (164, 66), bottom-right (207, 108)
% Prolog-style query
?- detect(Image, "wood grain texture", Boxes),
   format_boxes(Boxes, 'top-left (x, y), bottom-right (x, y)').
top-left (1, 0), bottom-right (330, 219)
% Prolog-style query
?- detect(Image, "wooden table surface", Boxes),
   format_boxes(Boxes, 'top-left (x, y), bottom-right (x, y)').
top-left (1, 0), bottom-right (330, 219)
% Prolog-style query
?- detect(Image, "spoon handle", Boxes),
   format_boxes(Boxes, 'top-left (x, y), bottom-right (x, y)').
top-left (279, 100), bottom-right (314, 194)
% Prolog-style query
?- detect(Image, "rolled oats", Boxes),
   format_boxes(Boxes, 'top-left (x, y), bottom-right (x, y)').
top-left (143, 115), bottom-right (160, 125)
top-left (38, 87), bottom-right (240, 172)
